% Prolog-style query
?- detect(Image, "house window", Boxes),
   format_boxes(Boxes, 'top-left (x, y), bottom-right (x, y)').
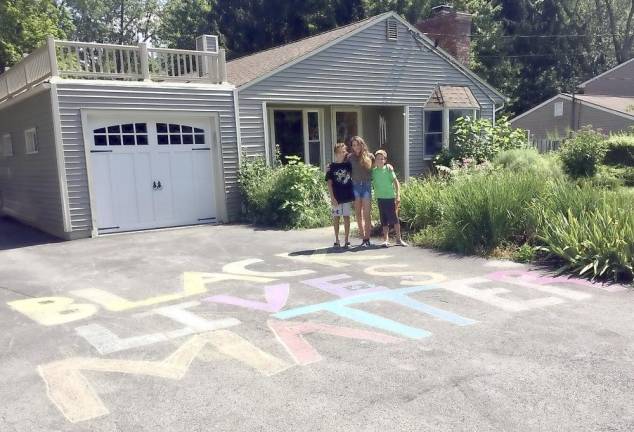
top-left (24, 128), bottom-right (39, 154)
top-left (273, 110), bottom-right (304, 163)
top-left (305, 111), bottom-right (322, 167)
top-left (156, 123), bottom-right (205, 145)
top-left (94, 123), bottom-right (149, 146)
top-left (2, 134), bottom-right (13, 157)
top-left (554, 102), bottom-right (564, 117)
top-left (424, 111), bottom-right (443, 157)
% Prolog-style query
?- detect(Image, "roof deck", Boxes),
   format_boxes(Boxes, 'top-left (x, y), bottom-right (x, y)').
top-left (0, 37), bottom-right (227, 104)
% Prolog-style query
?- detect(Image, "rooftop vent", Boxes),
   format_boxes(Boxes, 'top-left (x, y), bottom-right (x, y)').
top-left (387, 19), bottom-right (398, 41)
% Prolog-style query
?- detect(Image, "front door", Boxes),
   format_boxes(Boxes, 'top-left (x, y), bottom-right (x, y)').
top-left (332, 108), bottom-right (362, 149)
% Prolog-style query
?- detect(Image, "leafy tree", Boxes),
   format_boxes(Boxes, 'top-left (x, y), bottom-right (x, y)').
top-left (65, 0), bottom-right (161, 44)
top-left (157, 0), bottom-right (219, 50)
top-left (0, 0), bottom-right (73, 73)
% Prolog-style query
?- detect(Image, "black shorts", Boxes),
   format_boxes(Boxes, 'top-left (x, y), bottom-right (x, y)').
top-left (377, 198), bottom-right (398, 227)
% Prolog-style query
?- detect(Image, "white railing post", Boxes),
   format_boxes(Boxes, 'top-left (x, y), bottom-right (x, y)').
top-left (47, 36), bottom-right (59, 77)
top-left (139, 42), bottom-right (150, 81)
top-left (207, 54), bottom-right (217, 83)
top-left (218, 48), bottom-right (226, 83)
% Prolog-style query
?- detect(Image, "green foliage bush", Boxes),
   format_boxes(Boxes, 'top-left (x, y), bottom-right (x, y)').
top-left (435, 116), bottom-right (527, 167)
top-left (558, 128), bottom-right (607, 178)
top-left (238, 156), bottom-right (330, 229)
top-left (494, 148), bottom-right (564, 179)
top-left (402, 152), bottom-right (634, 282)
top-left (603, 134), bottom-right (634, 167)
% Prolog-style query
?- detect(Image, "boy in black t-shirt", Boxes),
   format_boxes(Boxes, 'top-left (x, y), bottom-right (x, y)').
top-left (326, 143), bottom-right (355, 248)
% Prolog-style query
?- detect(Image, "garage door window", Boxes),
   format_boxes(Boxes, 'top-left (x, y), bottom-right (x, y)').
top-left (157, 123), bottom-right (205, 145)
top-left (94, 123), bottom-right (148, 146)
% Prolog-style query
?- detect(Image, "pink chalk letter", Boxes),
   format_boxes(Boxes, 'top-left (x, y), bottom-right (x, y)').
top-left (268, 319), bottom-right (403, 365)
top-left (488, 270), bottom-right (625, 292)
top-left (204, 284), bottom-right (289, 312)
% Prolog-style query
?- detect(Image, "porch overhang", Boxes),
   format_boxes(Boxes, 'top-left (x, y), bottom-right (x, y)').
top-left (425, 86), bottom-right (480, 109)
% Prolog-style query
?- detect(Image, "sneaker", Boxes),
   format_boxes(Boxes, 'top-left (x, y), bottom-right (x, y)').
top-left (381, 241), bottom-right (390, 248)
top-left (333, 241), bottom-right (340, 248)
top-left (396, 239), bottom-right (409, 247)
top-left (361, 239), bottom-right (370, 248)
top-left (343, 241), bottom-right (351, 249)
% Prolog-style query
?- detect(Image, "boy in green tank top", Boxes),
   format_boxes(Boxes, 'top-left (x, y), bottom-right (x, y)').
top-left (371, 149), bottom-right (407, 247)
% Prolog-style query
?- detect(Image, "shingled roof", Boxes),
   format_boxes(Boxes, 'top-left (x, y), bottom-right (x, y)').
top-left (226, 13), bottom-right (389, 87)
top-left (425, 86), bottom-right (481, 108)
top-left (571, 94), bottom-right (634, 118)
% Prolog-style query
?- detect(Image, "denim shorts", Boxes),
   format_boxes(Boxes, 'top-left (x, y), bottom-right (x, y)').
top-left (352, 181), bottom-right (372, 200)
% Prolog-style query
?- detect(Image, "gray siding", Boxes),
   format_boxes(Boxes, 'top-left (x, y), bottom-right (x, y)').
top-left (55, 82), bottom-right (239, 236)
top-left (513, 96), bottom-right (634, 140)
top-left (583, 60), bottom-right (634, 96)
top-left (0, 88), bottom-right (65, 237)
top-left (408, 106), bottom-right (425, 175)
top-left (237, 17), bottom-right (499, 177)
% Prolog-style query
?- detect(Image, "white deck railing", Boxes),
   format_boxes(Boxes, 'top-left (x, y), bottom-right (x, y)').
top-left (0, 37), bottom-right (227, 104)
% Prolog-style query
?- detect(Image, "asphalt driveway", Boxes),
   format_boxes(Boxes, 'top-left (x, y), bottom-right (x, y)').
top-left (0, 221), bottom-right (632, 431)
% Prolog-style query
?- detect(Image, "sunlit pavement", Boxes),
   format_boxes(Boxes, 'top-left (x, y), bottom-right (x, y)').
top-left (0, 222), bottom-right (632, 432)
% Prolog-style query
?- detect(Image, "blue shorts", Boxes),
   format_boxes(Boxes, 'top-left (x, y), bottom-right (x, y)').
top-left (352, 181), bottom-right (372, 200)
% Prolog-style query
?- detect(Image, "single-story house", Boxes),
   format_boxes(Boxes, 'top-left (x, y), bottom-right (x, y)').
top-left (511, 57), bottom-right (634, 144)
top-left (0, 9), bottom-right (505, 239)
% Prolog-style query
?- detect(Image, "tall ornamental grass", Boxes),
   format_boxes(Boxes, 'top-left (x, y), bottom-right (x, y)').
top-left (437, 170), bottom-right (547, 254)
top-left (535, 183), bottom-right (634, 282)
top-left (399, 177), bottom-right (446, 232)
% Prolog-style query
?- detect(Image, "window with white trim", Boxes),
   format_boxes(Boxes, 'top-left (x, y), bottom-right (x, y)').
top-left (2, 134), bottom-right (13, 157)
top-left (424, 111), bottom-right (443, 157)
top-left (157, 123), bottom-right (205, 145)
top-left (94, 123), bottom-right (148, 146)
top-left (24, 128), bottom-right (39, 154)
top-left (554, 102), bottom-right (564, 117)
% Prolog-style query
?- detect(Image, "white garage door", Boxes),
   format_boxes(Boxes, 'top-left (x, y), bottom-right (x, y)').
top-left (87, 114), bottom-right (219, 234)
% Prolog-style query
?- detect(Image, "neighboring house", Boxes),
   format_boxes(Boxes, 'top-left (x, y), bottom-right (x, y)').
top-left (511, 58), bottom-right (634, 145)
top-left (0, 9), bottom-right (505, 240)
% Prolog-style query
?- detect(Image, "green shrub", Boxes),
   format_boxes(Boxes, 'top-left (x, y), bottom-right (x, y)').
top-left (513, 243), bottom-right (536, 263)
top-left (238, 156), bottom-right (278, 223)
top-left (400, 177), bottom-right (446, 232)
top-left (603, 133), bottom-right (634, 167)
top-left (436, 116), bottom-right (527, 166)
top-left (591, 165), bottom-right (626, 189)
top-left (435, 170), bottom-right (547, 255)
top-left (535, 185), bottom-right (634, 282)
top-left (494, 148), bottom-right (564, 179)
top-left (238, 156), bottom-right (330, 228)
top-left (559, 128), bottom-right (607, 178)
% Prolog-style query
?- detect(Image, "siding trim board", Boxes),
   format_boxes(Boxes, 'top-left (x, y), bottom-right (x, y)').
top-left (50, 82), bottom-right (72, 232)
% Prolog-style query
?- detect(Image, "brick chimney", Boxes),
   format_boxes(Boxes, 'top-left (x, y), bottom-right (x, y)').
top-left (416, 5), bottom-right (472, 66)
